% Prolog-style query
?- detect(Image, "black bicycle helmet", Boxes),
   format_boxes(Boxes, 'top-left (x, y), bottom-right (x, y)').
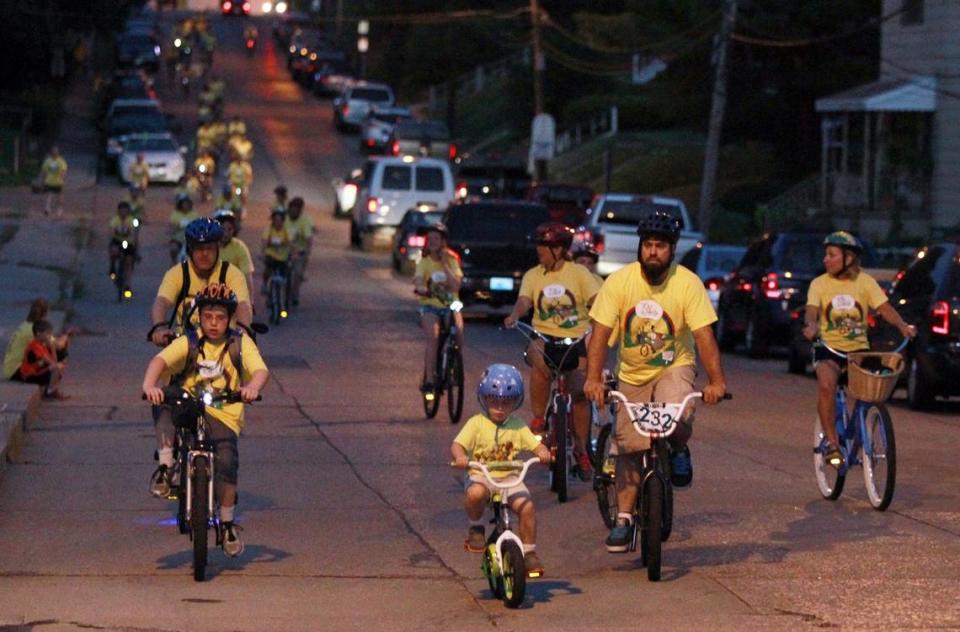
top-left (636, 208), bottom-right (683, 244)
top-left (213, 208), bottom-right (237, 224)
top-left (185, 217), bottom-right (223, 251)
top-left (535, 222), bottom-right (574, 249)
top-left (194, 282), bottom-right (238, 316)
top-left (274, 184), bottom-right (288, 196)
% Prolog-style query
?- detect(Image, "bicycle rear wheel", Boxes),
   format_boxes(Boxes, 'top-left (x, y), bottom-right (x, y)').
top-left (549, 406), bottom-right (569, 502)
top-left (813, 416), bottom-right (845, 500)
top-left (593, 423), bottom-right (617, 529)
top-left (446, 347), bottom-right (464, 424)
top-left (191, 456), bottom-right (210, 582)
top-left (641, 475), bottom-right (664, 582)
top-left (269, 280), bottom-right (281, 325)
top-left (861, 403), bottom-right (896, 511)
top-left (500, 540), bottom-right (526, 609)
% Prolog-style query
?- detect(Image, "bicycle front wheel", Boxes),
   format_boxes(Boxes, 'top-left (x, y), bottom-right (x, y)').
top-left (593, 423), bottom-right (617, 529)
top-left (861, 403), bottom-right (896, 511)
top-left (269, 280), bottom-right (281, 325)
top-left (641, 475), bottom-right (664, 582)
top-left (446, 348), bottom-right (464, 424)
top-left (500, 540), bottom-right (526, 609)
top-left (550, 406), bottom-right (569, 503)
top-left (191, 456), bottom-right (210, 582)
top-left (813, 416), bottom-right (845, 500)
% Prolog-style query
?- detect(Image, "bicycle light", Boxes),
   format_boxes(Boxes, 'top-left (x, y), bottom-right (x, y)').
top-left (280, 310), bottom-right (288, 319)
top-left (121, 240), bottom-right (129, 249)
top-left (132, 219), bottom-right (140, 228)
top-left (202, 392), bottom-right (214, 406)
top-left (123, 289), bottom-right (133, 299)
top-left (424, 392), bottom-right (436, 402)
top-left (450, 300), bottom-right (464, 313)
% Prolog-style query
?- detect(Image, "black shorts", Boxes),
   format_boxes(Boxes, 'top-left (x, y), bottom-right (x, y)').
top-left (43, 185), bottom-right (62, 193)
top-left (814, 345), bottom-right (849, 370)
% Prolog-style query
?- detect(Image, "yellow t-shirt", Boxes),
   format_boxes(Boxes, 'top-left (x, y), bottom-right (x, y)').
top-left (415, 255), bottom-right (463, 308)
top-left (262, 226), bottom-right (292, 261)
top-left (156, 260), bottom-right (251, 332)
top-left (157, 334), bottom-right (268, 434)
top-left (3, 321), bottom-right (33, 379)
top-left (284, 214), bottom-right (315, 251)
top-left (806, 271), bottom-right (888, 352)
top-left (41, 156), bottom-right (67, 186)
top-left (590, 262), bottom-right (716, 386)
top-left (228, 162), bottom-right (248, 186)
top-left (220, 237), bottom-right (255, 275)
top-left (109, 215), bottom-right (137, 240)
top-left (519, 262), bottom-right (601, 337)
top-left (167, 209), bottom-right (199, 242)
top-left (454, 413), bottom-right (541, 479)
top-left (128, 162), bottom-right (149, 186)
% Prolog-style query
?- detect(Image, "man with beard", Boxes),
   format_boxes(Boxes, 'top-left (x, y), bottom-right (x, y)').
top-left (583, 207), bottom-right (727, 552)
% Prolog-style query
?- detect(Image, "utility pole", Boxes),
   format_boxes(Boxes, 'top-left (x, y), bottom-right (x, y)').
top-left (530, 0), bottom-right (547, 181)
top-left (698, 0), bottom-right (738, 237)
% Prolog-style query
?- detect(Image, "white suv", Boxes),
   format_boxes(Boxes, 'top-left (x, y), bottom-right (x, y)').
top-left (350, 156), bottom-right (455, 248)
top-left (578, 193), bottom-right (703, 277)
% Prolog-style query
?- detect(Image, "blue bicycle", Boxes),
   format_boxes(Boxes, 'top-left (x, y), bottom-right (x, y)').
top-left (813, 338), bottom-right (908, 511)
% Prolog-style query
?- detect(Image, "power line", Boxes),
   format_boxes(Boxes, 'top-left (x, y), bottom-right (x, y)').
top-left (732, 4), bottom-right (909, 49)
top-left (541, 9), bottom-right (721, 55)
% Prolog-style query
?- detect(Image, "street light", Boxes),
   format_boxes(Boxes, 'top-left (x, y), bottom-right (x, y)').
top-left (357, 20), bottom-right (369, 79)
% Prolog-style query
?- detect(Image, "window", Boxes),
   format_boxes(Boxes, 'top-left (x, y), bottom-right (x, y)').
top-left (901, 0), bottom-right (924, 25)
top-left (380, 166), bottom-right (411, 191)
top-left (415, 167), bottom-right (445, 192)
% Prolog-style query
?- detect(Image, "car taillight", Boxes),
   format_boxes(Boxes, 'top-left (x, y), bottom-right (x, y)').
top-left (391, 140), bottom-right (400, 156)
top-left (407, 235), bottom-right (426, 248)
top-left (737, 279), bottom-right (753, 292)
top-left (448, 143), bottom-right (457, 161)
top-left (762, 272), bottom-right (781, 299)
top-left (931, 300), bottom-right (950, 335)
top-left (455, 181), bottom-right (468, 199)
top-left (366, 197), bottom-right (380, 213)
top-left (246, 39), bottom-right (254, 49)
top-left (222, 0), bottom-right (232, 10)
top-left (705, 277), bottom-right (723, 292)
top-left (366, 138), bottom-right (376, 147)
top-left (575, 230), bottom-right (605, 254)
top-left (242, 1), bottom-right (251, 12)
top-left (341, 105), bottom-right (350, 116)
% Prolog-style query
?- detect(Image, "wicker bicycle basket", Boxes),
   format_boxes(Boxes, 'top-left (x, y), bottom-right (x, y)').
top-left (846, 352), bottom-right (904, 403)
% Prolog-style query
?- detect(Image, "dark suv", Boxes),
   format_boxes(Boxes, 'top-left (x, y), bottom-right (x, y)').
top-left (874, 243), bottom-right (960, 409)
top-left (444, 201), bottom-right (551, 309)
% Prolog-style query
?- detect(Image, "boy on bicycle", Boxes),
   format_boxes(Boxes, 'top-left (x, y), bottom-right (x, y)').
top-left (414, 223), bottom-right (463, 396)
top-left (108, 201), bottom-right (139, 280)
top-left (802, 231), bottom-right (916, 468)
top-left (451, 364), bottom-right (551, 576)
top-left (584, 208), bottom-right (727, 552)
top-left (142, 283), bottom-right (268, 557)
top-left (261, 206), bottom-right (293, 296)
top-left (504, 222), bottom-right (601, 480)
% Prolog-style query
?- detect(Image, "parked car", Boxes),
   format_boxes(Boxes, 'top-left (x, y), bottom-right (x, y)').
top-left (391, 209), bottom-right (446, 273)
top-left (331, 166), bottom-right (363, 218)
top-left (445, 201), bottom-right (552, 310)
top-left (717, 231), bottom-right (880, 358)
top-left (115, 32), bottom-right (161, 71)
top-left (679, 242), bottom-right (747, 311)
top-left (360, 106), bottom-right (412, 153)
top-left (333, 82), bottom-right (395, 131)
top-left (388, 120), bottom-right (456, 161)
top-left (577, 193), bottom-right (702, 278)
top-left (350, 156), bottom-right (455, 248)
top-left (102, 109), bottom-right (170, 171)
top-left (117, 133), bottom-right (186, 185)
top-left (525, 183), bottom-right (594, 228)
top-left (453, 156), bottom-right (531, 201)
top-left (313, 68), bottom-right (354, 98)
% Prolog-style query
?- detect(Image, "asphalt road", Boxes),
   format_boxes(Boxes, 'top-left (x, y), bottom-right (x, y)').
top-left (1, 14), bottom-right (959, 632)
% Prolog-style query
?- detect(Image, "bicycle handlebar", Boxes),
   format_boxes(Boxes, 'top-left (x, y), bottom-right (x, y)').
top-left (449, 458), bottom-right (541, 489)
top-left (815, 335), bottom-right (910, 360)
top-left (142, 389), bottom-right (262, 404)
top-left (607, 390), bottom-right (731, 438)
top-left (508, 320), bottom-right (590, 346)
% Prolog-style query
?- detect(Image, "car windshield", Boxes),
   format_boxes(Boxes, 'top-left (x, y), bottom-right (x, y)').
top-left (396, 122), bottom-right (449, 140)
top-left (447, 205), bottom-right (550, 244)
top-left (704, 247), bottom-right (746, 274)
top-left (351, 88), bottom-right (391, 102)
top-left (109, 114), bottom-right (167, 135)
top-left (535, 186), bottom-right (592, 205)
top-left (124, 137), bottom-right (176, 152)
top-left (597, 200), bottom-right (682, 226)
top-left (409, 211), bottom-right (444, 229)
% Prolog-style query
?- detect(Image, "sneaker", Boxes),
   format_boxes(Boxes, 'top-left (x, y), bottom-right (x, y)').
top-left (524, 551), bottom-right (544, 578)
top-left (221, 521), bottom-right (244, 557)
top-left (42, 390), bottom-right (71, 401)
top-left (576, 451), bottom-right (592, 482)
top-left (529, 416), bottom-right (546, 434)
top-left (465, 525), bottom-right (485, 553)
top-left (149, 464), bottom-right (171, 498)
top-left (670, 446), bottom-right (693, 488)
top-left (605, 516), bottom-right (632, 553)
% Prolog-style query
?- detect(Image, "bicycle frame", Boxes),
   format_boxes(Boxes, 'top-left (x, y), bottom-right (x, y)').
top-left (427, 301), bottom-right (462, 400)
top-left (468, 459), bottom-right (539, 578)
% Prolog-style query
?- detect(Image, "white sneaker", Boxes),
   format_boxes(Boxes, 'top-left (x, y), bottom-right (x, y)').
top-left (221, 521), bottom-right (244, 557)
top-left (149, 465), bottom-right (171, 498)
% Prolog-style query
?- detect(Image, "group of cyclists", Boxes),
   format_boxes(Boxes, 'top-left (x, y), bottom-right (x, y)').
top-left (165, 14), bottom-right (217, 95)
top-left (423, 207), bottom-right (918, 578)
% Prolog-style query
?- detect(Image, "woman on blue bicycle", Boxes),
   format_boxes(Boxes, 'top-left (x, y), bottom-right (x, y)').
top-left (803, 231), bottom-right (916, 468)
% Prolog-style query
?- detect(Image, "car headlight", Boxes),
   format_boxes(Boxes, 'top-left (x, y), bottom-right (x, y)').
top-left (107, 139), bottom-right (122, 155)
top-left (275, 1), bottom-right (287, 12)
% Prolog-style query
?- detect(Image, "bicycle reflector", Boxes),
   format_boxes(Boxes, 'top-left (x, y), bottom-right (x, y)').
top-left (424, 392), bottom-right (436, 402)
top-left (280, 309), bottom-right (289, 319)
top-left (123, 289), bottom-right (133, 299)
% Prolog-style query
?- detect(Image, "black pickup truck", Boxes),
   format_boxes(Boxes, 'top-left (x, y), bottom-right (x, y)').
top-left (444, 201), bottom-right (551, 309)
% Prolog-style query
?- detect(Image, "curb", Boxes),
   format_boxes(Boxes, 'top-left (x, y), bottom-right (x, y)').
top-left (0, 383), bottom-right (42, 476)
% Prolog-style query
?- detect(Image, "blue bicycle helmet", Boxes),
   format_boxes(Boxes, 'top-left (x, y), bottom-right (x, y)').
top-left (636, 208), bottom-right (683, 244)
top-left (477, 363), bottom-right (524, 416)
top-left (184, 217), bottom-right (223, 251)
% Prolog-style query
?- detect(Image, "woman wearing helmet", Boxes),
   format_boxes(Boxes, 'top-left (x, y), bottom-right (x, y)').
top-left (414, 223), bottom-right (464, 395)
top-left (451, 364), bottom-right (551, 574)
top-left (803, 231), bottom-right (916, 467)
top-left (150, 217), bottom-right (253, 346)
top-left (143, 282), bottom-right (269, 558)
top-left (504, 221), bottom-right (601, 480)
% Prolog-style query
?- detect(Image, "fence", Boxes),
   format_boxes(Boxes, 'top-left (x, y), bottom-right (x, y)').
top-left (0, 109), bottom-right (32, 176)
top-left (426, 50), bottom-right (529, 112)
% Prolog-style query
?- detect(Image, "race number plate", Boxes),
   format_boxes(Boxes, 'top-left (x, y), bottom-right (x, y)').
top-left (490, 277), bottom-right (514, 291)
top-left (630, 402), bottom-right (683, 435)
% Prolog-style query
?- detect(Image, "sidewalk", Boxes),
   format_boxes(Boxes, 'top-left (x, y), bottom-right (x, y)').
top-left (0, 75), bottom-right (99, 475)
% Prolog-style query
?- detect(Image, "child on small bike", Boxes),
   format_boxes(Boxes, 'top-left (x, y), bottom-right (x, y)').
top-left (261, 206), bottom-right (292, 295)
top-left (451, 364), bottom-right (551, 576)
top-left (803, 231), bottom-right (916, 468)
top-left (142, 283), bottom-right (268, 557)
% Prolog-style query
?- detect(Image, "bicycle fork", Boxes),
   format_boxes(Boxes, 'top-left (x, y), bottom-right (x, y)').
top-left (185, 448), bottom-right (215, 526)
top-left (630, 448), bottom-right (666, 552)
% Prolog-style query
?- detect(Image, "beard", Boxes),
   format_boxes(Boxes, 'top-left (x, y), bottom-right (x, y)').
top-left (640, 258), bottom-right (670, 279)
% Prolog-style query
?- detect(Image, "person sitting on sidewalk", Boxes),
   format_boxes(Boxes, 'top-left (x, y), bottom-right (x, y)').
top-left (3, 298), bottom-right (71, 382)
top-left (17, 320), bottom-right (68, 400)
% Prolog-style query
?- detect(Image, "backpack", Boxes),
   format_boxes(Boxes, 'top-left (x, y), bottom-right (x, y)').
top-left (168, 260), bottom-right (231, 331)
top-left (172, 327), bottom-right (245, 388)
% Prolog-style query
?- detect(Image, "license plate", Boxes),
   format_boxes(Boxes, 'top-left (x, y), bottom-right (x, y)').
top-left (490, 277), bottom-right (514, 291)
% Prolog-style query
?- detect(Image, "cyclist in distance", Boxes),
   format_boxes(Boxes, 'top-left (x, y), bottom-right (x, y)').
top-left (284, 197), bottom-right (314, 306)
top-left (583, 208), bottom-right (727, 552)
top-left (802, 231), bottom-right (917, 468)
top-left (167, 196), bottom-right (199, 264)
top-left (108, 201), bottom-right (139, 282)
top-left (571, 241), bottom-right (604, 286)
top-left (261, 206), bottom-right (293, 297)
top-left (214, 209), bottom-right (256, 298)
top-left (149, 218), bottom-right (253, 346)
top-left (504, 222), bottom-right (601, 480)
top-left (414, 223), bottom-right (463, 396)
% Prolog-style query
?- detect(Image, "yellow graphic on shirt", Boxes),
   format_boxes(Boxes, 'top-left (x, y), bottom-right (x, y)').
top-left (622, 299), bottom-right (677, 367)
top-left (536, 284), bottom-right (579, 329)
top-left (825, 294), bottom-right (866, 341)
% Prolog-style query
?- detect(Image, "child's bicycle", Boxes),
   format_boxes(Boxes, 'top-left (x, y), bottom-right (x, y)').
top-left (145, 386), bottom-right (261, 582)
top-left (266, 261), bottom-right (290, 325)
top-left (590, 369), bottom-right (619, 528)
top-left (508, 320), bottom-right (589, 503)
top-left (812, 337), bottom-right (908, 511)
top-left (455, 458), bottom-right (543, 608)
top-left (607, 390), bottom-right (731, 581)
top-left (421, 300), bottom-right (465, 424)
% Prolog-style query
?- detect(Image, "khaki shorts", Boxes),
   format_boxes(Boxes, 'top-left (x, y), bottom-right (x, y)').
top-left (466, 474), bottom-right (530, 500)
top-left (615, 364), bottom-right (696, 454)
